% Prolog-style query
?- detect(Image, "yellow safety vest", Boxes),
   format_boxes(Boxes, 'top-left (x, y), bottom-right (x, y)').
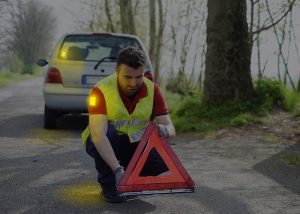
top-left (81, 73), bottom-right (154, 145)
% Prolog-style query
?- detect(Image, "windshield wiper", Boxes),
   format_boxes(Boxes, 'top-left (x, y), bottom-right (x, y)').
top-left (94, 57), bottom-right (116, 70)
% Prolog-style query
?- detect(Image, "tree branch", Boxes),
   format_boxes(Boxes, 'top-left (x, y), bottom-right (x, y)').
top-left (252, 0), bottom-right (296, 35)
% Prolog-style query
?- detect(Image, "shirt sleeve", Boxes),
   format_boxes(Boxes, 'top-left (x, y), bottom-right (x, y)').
top-left (88, 87), bottom-right (107, 115)
top-left (144, 71), bottom-right (154, 81)
top-left (152, 84), bottom-right (169, 117)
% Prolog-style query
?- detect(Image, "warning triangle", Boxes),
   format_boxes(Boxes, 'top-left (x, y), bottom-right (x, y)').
top-left (117, 122), bottom-right (195, 193)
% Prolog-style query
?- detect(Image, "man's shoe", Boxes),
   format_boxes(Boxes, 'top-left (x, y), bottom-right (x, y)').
top-left (101, 191), bottom-right (124, 203)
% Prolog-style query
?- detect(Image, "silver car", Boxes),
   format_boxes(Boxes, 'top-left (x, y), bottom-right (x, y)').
top-left (37, 33), bottom-right (153, 129)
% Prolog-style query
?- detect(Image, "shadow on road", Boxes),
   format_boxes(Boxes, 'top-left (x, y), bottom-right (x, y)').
top-left (0, 114), bottom-right (88, 138)
top-left (253, 144), bottom-right (300, 195)
top-left (100, 199), bottom-right (156, 213)
top-left (193, 185), bottom-right (252, 214)
top-left (57, 114), bottom-right (88, 130)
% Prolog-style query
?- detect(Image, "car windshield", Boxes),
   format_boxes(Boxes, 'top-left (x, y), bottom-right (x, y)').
top-left (58, 35), bottom-right (141, 61)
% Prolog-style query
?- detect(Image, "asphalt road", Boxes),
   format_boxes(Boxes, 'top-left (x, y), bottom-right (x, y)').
top-left (0, 78), bottom-right (299, 214)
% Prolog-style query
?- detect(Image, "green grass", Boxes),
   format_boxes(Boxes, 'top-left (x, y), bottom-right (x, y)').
top-left (171, 97), bottom-right (261, 133)
top-left (230, 113), bottom-right (263, 127)
top-left (261, 134), bottom-right (280, 142)
top-left (0, 70), bottom-right (42, 87)
top-left (255, 78), bottom-right (300, 115)
top-left (163, 78), bottom-right (300, 133)
top-left (280, 155), bottom-right (300, 167)
top-left (161, 86), bottom-right (182, 114)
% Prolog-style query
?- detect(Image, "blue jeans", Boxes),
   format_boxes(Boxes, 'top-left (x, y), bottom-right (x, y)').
top-left (85, 125), bottom-right (168, 193)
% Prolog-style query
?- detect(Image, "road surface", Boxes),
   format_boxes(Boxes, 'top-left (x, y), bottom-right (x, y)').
top-left (0, 78), bottom-right (299, 213)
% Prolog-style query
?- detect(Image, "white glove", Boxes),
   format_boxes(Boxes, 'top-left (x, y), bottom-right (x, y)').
top-left (157, 124), bottom-right (170, 139)
top-left (114, 166), bottom-right (124, 186)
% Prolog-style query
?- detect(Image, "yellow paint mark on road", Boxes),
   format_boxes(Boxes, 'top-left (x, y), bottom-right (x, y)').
top-left (26, 128), bottom-right (73, 145)
top-left (55, 182), bottom-right (104, 207)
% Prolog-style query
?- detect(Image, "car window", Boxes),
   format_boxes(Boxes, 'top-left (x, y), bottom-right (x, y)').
top-left (58, 35), bottom-right (141, 61)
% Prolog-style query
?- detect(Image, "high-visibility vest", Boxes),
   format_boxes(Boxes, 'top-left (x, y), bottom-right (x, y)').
top-left (81, 73), bottom-right (154, 145)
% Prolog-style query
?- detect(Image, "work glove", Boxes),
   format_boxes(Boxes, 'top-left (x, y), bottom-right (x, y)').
top-left (114, 166), bottom-right (124, 186)
top-left (157, 124), bottom-right (170, 139)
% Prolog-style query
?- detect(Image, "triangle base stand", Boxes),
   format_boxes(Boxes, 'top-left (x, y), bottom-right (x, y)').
top-left (120, 187), bottom-right (195, 197)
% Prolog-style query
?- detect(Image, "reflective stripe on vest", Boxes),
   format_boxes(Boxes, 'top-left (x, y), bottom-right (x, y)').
top-left (109, 120), bottom-right (148, 128)
top-left (81, 73), bottom-right (154, 145)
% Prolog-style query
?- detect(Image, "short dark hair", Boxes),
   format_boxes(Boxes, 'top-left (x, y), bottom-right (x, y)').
top-left (117, 47), bottom-right (146, 69)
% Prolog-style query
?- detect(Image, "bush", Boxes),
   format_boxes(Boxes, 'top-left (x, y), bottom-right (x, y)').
top-left (22, 64), bottom-right (34, 74)
top-left (230, 113), bottom-right (262, 127)
top-left (254, 78), bottom-right (284, 114)
top-left (254, 78), bottom-right (300, 115)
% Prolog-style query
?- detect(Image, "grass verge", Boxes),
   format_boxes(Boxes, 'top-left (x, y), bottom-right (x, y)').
top-left (0, 70), bottom-right (42, 88)
top-left (280, 155), bottom-right (300, 167)
top-left (165, 78), bottom-right (300, 133)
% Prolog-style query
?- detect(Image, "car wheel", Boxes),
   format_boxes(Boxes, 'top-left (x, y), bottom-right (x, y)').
top-left (44, 105), bottom-right (57, 129)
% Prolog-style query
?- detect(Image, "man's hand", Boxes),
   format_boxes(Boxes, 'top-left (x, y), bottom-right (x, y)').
top-left (114, 166), bottom-right (124, 186)
top-left (157, 124), bottom-right (170, 139)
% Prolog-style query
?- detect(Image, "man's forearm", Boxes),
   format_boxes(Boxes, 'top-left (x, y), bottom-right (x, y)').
top-left (92, 136), bottom-right (120, 172)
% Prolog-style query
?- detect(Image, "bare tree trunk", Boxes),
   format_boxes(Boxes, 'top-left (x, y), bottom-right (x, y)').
top-left (256, 2), bottom-right (262, 78)
top-left (203, 0), bottom-right (254, 103)
top-left (88, 0), bottom-right (97, 32)
top-left (119, 0), bottom-right (136, 35)
top-left (277, 52), bottom-right (281, 80)
top-left (290, 12), bottom-right (300, 92)
top-left (177, 1), bottom-right (197, 77)
top-left (119, 1), bottom-right (128, 33)
top-left (170, 25), bottom-right (177, 81)
top-left (148, 0), bottom-right (166, 82)
top-left (149, 0), bottom-right (156, 63)
top-left (198, 44), bottom-right (206, 89)
top-left (281, 19), bottom-right (288, 86)
top-left (249, 0), bottom-right (259, 62)
top-left (104, 0), bottom-right (115, 32)
top-left (189, 28), bottom-right (200, 86)
top-left (153, 0), bottom-right (165, 82)
top-left (126, 0), bottom-right (136, 34)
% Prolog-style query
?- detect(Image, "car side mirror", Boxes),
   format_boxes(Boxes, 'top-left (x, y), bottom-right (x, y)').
top-left (37, 59), bottom-right (48, 66)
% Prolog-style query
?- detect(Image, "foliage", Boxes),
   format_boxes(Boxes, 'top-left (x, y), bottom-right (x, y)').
top-left (167, 78), bottom-right (300, 133)
top-left (255, 78), bottom-right (300, 115)
top-left (3, 0), bottom-right (56, 72)
top-left (280, 155), bottom-right (300, 167)
top-left (230, 113), bottom-right (262, 127)
top-left (0, 70), bottom-right (42, 87)
top-left (161, 86), bottom-right (182, 114)
top-left (261, 134), bottom-right (280, 142)
top-left (254, 78), bottom-right (285, 114)
top-left (22, 64), bottom-right (34, 75)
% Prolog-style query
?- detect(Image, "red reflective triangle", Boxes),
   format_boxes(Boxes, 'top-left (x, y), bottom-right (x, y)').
top-left (117, 122), bottom-right (195, 192)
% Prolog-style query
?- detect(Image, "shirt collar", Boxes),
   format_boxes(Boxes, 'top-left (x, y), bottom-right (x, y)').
top-left (117, 79), bottom-right (148, 100)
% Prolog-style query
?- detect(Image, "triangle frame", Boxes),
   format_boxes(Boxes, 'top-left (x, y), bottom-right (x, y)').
top-left (117, 122), bottom-right (195, 193)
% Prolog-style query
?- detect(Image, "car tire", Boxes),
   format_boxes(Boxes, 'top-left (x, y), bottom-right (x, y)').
top-left (44, 105), bottom-right (57, 129)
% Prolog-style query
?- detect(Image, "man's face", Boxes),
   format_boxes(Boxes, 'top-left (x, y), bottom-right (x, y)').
top-left (116, 64), bottom-right (144, 97)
